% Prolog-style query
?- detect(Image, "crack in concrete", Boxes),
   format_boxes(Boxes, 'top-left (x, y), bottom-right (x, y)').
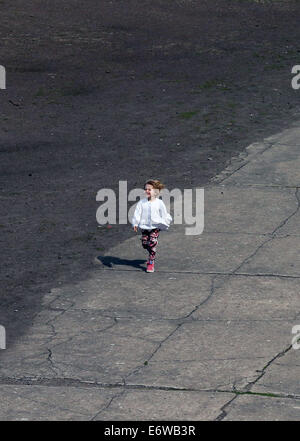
top-left (1, 372), bottom-right (300, 422)
top-left (212, 141), bottom-right (275, 185)
top-left (40, 318), bottom-right (120, 378)
top-left (231, 237), bottom-right (274, 275)
top-left (215, 394), bottom-right (239, 421)
top-left (43, 296), bottom-right (77, 327)
top-left (46, 348), bottom-right (62, 377)
top-left (117, 279), bottom-right (228, 385)
top-left (232, 272), bottom-right (300, 279)
top-left (215, 344), bottom-right (295, 420)
top-left (183, 276), bottom-right (219, 319)
top-left (0, 375), bottom-right (299, 399)
top-left (90, 380), bottom-right (126, 421)
top-left (97, 267), bottom-right (300, 279)
top-left (204, 185), bottom-right (300, 420)
top-left (231, 189), bottom-right (299, 276)
top-left (272, 188), bottom-right (300, 235)
top-left (215, 161), bottom-right (251, 184)
top-left (244, 345), bottom-right (294, 393)
top-left (123, 324), bottom-right (183, 384)
top-left (200, 231), bottom-right (273, 236)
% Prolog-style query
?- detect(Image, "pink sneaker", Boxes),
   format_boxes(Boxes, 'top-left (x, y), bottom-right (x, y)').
top-left (146, 260), bottom-right (155, 272)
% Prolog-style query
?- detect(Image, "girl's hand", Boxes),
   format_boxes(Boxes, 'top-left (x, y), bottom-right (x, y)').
top-left (133, 226), bottom-right (138, 232)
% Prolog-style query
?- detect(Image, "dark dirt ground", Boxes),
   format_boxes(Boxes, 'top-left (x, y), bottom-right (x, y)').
top-left (1, 0), bottom-right (300, 347)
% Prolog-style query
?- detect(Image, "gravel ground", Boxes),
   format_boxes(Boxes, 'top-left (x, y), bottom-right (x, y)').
top-left (1, 0), bottom-right (300, 345)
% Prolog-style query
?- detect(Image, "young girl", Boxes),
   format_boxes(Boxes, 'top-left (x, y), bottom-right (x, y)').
top-left (132, 179), bottom-right (172, 273)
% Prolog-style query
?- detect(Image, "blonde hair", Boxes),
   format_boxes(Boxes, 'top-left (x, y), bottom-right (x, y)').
top-left (144, 179), bottom-right (165, 192)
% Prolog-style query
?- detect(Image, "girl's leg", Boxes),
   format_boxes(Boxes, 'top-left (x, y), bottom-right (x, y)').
top-left (141, 229), bottom-right (160, 262)
top-left (141, 230), bottom-right (151, 254)
top-left (141, 230), bottom-right (152, 262)
top-left (148, 229), bottom-right (160, 262)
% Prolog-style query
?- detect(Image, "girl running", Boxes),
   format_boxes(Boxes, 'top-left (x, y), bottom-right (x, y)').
top-left (132, 179), bottom-right (172, 272)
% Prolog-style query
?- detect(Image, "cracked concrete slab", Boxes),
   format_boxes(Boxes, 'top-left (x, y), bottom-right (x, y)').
top-left (203, 186), bottom-right (297, 235)
top-left (126, 320), bottom-right (292, 391)
top-left (65, 271), bottom-right (213, 320)
top-left (192, 275), bottom-right (300, 321)
top-left (0, 385), bottom-right (123, 421)
top-left (222, 394), bottom-right (300, 421)
top-left (98, 232), bottom-right (267, 273)
top-left (251, 349), bottom-right (300, 397)
top-left (46, 329), bottom-right (161, 383)
top-left (0, 316), bottom-right (176, 383)
top-left (275, 209), bottom-right (300, 237)
top-left (126, 358), bottom-right (263, 392)
top-left (0, 272), bottom-right (212, 382)
top-left (94, 389), bottom-right (234, 421)
top-left (237, 236), bottom-right (300, 277)
top-left (223, 143), bottom-right (300, 187)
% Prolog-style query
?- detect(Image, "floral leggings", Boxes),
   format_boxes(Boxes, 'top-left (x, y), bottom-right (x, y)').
top-left (141, 228), bottom-right (160, 261)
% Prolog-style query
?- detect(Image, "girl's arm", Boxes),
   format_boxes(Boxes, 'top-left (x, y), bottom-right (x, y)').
top-left (159, 199), bottom-right (172, 224)
top-left (131, 201), bottom-right (142, 230)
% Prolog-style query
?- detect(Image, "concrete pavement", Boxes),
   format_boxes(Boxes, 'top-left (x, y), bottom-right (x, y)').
top-left (1, 123), bottom-right (300, 420)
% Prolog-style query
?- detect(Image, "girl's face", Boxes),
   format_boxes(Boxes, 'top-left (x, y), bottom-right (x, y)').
top-left (144, 184), bottom-right (156, 199)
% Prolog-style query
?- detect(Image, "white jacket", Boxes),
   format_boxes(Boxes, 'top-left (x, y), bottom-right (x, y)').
top-left (131, 198), bottom-right (172, 231)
